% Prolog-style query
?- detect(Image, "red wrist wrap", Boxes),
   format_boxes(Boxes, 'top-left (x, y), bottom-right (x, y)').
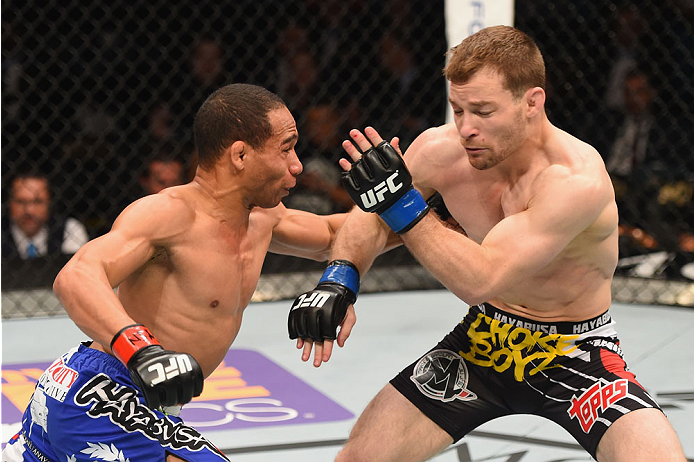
top-left (110, 324), bottom-right (161, 365)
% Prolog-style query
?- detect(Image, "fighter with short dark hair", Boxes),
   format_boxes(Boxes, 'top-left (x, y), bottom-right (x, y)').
top-left (3, 84), bottom-right (350, 462)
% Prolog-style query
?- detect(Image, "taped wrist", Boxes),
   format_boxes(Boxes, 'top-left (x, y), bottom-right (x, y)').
top-left (318, 260), bottom-right (360, 301)
top-left (379, 187), bottom-right (430, 234)
top-left (110, 324), bottom-right (161, 366)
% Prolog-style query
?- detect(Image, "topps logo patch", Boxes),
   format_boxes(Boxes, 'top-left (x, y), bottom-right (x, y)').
top-left (567, 379), bottom-right (628, 433)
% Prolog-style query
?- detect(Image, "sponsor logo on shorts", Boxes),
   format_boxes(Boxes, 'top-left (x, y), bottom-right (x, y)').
top-left (410, 349), bottom-right (477, 402)
top-left (460, 313), bottom-right (579, 381)
top-left (572, 312), bottom-right (612, 334)
top-left (586, 338), bottom-right (623, 356)
top-left (74, 374), bottom-right (226, 456)
top-left (491, 312), bottom-right (558, 334)
top-left (1, 349), bottom-right (353, 436)
top-left (567, 379), bottom-right (629, 433)
top-left (38, 355), bottom-right (79, 403)
top-left (20, 431), bottom-right (50, 462)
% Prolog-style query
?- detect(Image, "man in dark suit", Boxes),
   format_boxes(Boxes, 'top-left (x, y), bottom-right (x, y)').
top-left (2, 171), bottom-right (89, 260)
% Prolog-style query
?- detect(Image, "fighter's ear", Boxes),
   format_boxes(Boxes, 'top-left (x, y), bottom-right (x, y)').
top-left (525, 87), bottom-right (546, 118)
top-left (229, 140), bottom-right (247, 170)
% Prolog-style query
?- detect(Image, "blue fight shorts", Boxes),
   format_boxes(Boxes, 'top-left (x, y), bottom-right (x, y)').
top-left (390, 303), bottom-right (662, 459)
top-left (2, 342), bottom-right (229, 461)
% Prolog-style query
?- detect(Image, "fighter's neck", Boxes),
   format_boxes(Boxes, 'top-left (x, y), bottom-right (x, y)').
top-left (187, 177), bottom-right (252, 225)
top-left (493, 118), bottom-right (554, 184)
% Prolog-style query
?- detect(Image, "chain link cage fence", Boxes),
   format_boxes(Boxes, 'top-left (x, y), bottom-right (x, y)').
top-left (2, 0), bottom-right (693, 318)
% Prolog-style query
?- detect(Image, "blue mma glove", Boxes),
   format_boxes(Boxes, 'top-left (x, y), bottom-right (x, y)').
top-left (288, 260), bottom-right (359, 341)
top-left (341, 140), bottom-right (429, 233)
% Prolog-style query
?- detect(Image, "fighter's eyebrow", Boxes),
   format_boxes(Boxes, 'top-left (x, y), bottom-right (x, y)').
top-left (467, 100), bottom-right (494, 107)
top-left (282, 133), bottom-right (298, 145)
top-left (448, 99), bottom-right (494, 107)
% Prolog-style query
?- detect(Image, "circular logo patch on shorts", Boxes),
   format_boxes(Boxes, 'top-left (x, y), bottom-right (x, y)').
top-left (410, 349), bottom-right (477, 402)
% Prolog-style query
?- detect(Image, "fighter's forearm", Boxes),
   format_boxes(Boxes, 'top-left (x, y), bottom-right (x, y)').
top-left (400, 213), bottom-right (495, 305)
top-left (53, 256), bottom-right (135, 349)
top-left (330, 207), bottom-right (396, 276)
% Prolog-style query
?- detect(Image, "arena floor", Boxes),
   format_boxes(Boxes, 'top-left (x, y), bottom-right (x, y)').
top-left (2, 290), bottom-right (693, 461)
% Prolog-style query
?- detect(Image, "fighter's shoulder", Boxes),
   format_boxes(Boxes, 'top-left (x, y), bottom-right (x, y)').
top-left (114, 189), bottom-right (197, 237)
top-left (535, 141), bottom-right (611, 203)
top-left (127, 188), bottom-right (196, 217)
top-left (405, 124), bottom-right (459, 170)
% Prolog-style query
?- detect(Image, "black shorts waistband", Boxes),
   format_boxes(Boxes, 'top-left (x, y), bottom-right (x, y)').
top-left (470, 303), bottom-right (612, 335)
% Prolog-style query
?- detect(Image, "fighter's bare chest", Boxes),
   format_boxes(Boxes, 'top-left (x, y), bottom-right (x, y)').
top-left (442, 182), bottom-right (526, 243)
top-left (170, 227), bottom-right (271, 307)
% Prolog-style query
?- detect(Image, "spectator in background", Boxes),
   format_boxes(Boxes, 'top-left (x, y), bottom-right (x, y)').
top-left (2, 171), bottom-right (89, 260)
top-left (57, 83), bottom-right (123, 239)
top-left (284, 102), bottom-right (353, 214)
top-left (606, 68), bottom-right (659, 178)
top-left (113, 136), bottom-right (195, 220)
top-left (139, 151), bottom-right (186, 196)
top-left (301, 0), bottom-right (370, 68)
top-left (116, 145), bottom-right (192, 215)
top-left (1, 21), bottom-right (25, 125)
top-left (275, 22), bottom-right (321, 114)
top-left (604, 4), bottom-right (648, 112)
top-left (147, 102), bottom-right (177, 144)
top-left (279, 50), bottom-right (320, 113)
top-left (190, 36), bottom-right (225, 88)
top-left (134, 101), bottom-right (186, 171)
top-left (607, 67), bottom-right (665, 254)
top-left (372, 30), bottom-right (430, 147)
top-left (606, 67), bottom-right (694, 278)
top-left (169, 35), bottom-right (230, 146)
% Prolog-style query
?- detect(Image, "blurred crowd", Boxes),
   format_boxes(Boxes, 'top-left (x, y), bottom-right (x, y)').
top-left (2, 0), bottom-right (692, 285)
top-left (515, 1), bottom-right (693, 279)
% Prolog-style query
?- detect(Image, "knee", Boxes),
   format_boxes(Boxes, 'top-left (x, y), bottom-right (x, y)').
top-left (335, 443), bottom-right (362, 462)
top-left (334, 447), bottom-right (350, 462)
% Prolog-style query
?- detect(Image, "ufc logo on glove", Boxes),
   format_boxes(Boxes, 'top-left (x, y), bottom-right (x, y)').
top-left (342, 141), bottom-right (430, 234)
top-left (360, 171), bottom-right (403, 208)
top-left (292, 292), bottom-right (331, 309)
top-left (148, 355), bottom-right (194, 385)
top-left (111, 324), bottom-right (204, 408)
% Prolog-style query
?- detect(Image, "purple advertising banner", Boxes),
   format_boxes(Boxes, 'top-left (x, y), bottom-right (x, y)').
top-left (2, 348), bottom-right (353, 438)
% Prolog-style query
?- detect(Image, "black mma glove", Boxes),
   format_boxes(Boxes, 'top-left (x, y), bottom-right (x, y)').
top-left (342, 140), bottom-right (430, 233)
top-left (111, 324), bottom-right (204, 409)
top-left (288, 260), bottom-right (360, 341)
